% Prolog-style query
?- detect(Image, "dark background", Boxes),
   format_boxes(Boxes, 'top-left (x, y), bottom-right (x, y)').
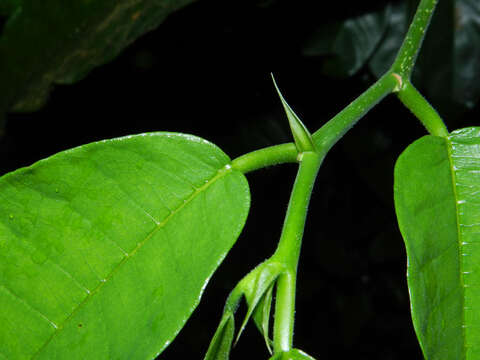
top-left (1, 0), bottom-right (478, 358)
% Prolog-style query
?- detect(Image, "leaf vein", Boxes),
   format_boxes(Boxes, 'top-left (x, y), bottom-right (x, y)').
top-left (447, 136), bottom-right (467, 358)
top-left (0, 284), bottom-right (58, 329)
top-left (31, 164), bottom-right (232, 358)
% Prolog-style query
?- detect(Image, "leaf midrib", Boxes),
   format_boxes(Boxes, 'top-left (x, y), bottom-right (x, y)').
top-left (31, 163), bottom-right (232, 359)
top-left (446, 135), bottom-right (466, 360)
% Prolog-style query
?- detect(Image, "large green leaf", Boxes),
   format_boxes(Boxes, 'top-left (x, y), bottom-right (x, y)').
top-left (394, 127), bottom-right (480, 359)
top-left (0, 0), bottom-right (196, 114)
top-left (0, 132), bottom-right (250, 359)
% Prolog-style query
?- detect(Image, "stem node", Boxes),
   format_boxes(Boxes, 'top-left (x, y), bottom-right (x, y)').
top-left (392, 73), bottom-right (404, 92)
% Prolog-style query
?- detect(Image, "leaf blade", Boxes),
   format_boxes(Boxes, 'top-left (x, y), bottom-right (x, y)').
top-left (394, 127), bottom-right (480, 359)
top-left (252, 281), bottom-right (274, 353)
top-left (0, 132), bottom-right (250, 359)
top-left (203, 287), bottom-right (244, 360)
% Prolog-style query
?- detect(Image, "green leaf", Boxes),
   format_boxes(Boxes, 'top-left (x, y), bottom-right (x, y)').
top-left (271, 75), bottom-right (315, 153)
top-left (0, 132), bottom-right (250, 359)
top-left (252, 281), bottom-right (274, 353)
top-left (235, 261), bottom-right (283, 344)
top-left (303, 5), bottom-right (389, 77)
top-left (203, 287), bottom-right (243, 360)
top-left (203, 314), bottom-right (236, 360)
top-left (394, 127), bottom-right (480, 359)
top-left (0, 0), bottom-right (197, 114)
top-left (204, 259), bottom-right (283, 359)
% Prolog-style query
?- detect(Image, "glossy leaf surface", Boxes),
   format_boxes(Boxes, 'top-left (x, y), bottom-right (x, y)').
top-left (0, 0), bottom-right (196, 114)
top-left (0, 132), bottom-right (250, 359)
top-left (394, 127), bottom-right (480, 359)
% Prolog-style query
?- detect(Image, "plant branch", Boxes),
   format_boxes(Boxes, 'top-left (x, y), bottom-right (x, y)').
top-left (231, 143), bottom-right (298, 174)
top-left (271, 151), bottom-right (323, 353)
top-left (312, 72), bottom-right (400, 154)
top-left (391, 0), bottom-right (438, 79)
top-left (397, 80), bottom-right (448, 137)
top-left (231, 73), bottom-right (399, 174)
top-left (226, 1), bottom-right (446, 357)
top-left (230, 0), bottom-right (441, 175)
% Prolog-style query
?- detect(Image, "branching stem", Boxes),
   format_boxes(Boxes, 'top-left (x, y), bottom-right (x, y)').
top-left (271, 152), bottom-right (323, 353)
top-left (231, 73), bottom-right (400, 172)
top-left (231, 0), bottom-right (443, 173)
top-left (396, 80), bottom-right (448, 137)
top-left (224, 1), bottom-right (446, 357)
top-left (312, 72), bottom-right (399, 153)
top-left (392, 0), bottom-right (438, 79)
top-left (231, 143), bottom-right (297, 174)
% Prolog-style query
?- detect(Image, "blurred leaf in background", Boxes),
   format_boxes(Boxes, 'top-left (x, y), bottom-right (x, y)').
top-left (453, 0), bottom-right (480, 109)
top-left (303, 5), bottom-right (390, 78)
top-left (0, 0), bottom-right (196, 121)
top-left (304, 0), bottom-right (480, 115)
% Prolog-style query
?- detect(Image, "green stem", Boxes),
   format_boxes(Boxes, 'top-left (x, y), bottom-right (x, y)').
top-left (272, 272), bottom-right (296, 354)
top-left (224, 1), bottom-right (444, 356)
top-left (221, 2), bottom-right (444, 357)
top-left (230, 73), bottom-right (400, 174)
top-left (271, 151), bottom-right (323, 353)
top-left (312, 72), bottom-right (400, 154)
top-left (391, 0), bottom-right (438, 79)
top-left (397, 80), bottom-right (448, 137)
top-left (231, 143), bottom-right (298, 174)
top-left (229, 1), bottom-right (440, 174)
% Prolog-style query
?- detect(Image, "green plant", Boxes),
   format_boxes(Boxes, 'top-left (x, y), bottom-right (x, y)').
top-left (1, 0), bottom-right (479, 359)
